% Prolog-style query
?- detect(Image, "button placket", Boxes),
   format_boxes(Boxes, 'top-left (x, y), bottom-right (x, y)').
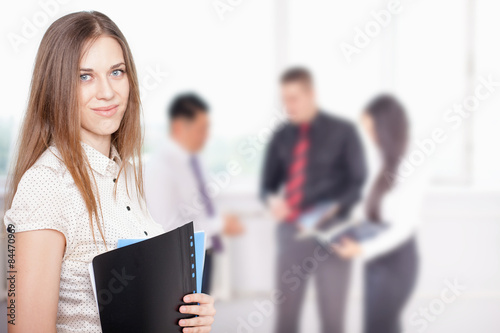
top-left (111, 164), bottom-right (149, 237)
top-left (110, 164), bottom-right (130, 215)
top-left (117, 182), bottom-right (138, 235)
top-left (111, 166), bottom-right (135, 235)
top-left (130, 204), bottom-right (149, 236)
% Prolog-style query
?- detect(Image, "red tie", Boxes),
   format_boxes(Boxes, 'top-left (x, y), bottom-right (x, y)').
top-left (285, 123), bottom-right (310, 223)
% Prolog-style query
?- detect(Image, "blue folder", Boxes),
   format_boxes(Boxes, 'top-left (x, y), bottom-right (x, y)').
top-left (297, 201), bottom-right (335, 230)
top-left (118, 231), bottom-right (206, 293)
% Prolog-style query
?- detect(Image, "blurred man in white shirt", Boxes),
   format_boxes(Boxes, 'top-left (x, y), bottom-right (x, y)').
top-left (144, 93), bottom-right (244, 294)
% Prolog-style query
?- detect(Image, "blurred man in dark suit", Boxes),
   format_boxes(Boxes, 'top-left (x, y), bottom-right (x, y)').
top-left (260, 68), bottom-right (367, 333)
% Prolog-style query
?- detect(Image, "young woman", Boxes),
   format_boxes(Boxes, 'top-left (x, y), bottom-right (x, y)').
top-left (333, 94), bottom-right (422, 333)
top-left (3, 11), bottom-right (215, 333)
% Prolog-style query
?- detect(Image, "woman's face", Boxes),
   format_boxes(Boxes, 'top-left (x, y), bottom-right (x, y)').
top-left (361, 112), bottom-right (377, 145)
top-left (78, 36), bottom-right (129, 143)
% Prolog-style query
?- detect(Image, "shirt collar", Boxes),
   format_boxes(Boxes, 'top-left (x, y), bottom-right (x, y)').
top-left (81, 141), bottom-right (121, 176)
top-left (291, 110), bottom-right (321, 133)
top-left (163, 136), bottom-right (195, 162)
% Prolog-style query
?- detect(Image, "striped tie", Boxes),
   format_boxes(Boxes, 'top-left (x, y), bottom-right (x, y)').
top-left (285, 123), bottom-right (310, 223)
top-left (189, 155), bottom-right (223, 252)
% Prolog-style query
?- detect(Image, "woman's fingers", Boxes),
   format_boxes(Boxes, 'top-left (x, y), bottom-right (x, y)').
top-left (183, 293), bottom-right (214, 305)
top-left (331, 237), bottom-right (361, 259)
top-left (331, 242), bottom-right (349, 259)
top-left (182, 326), bottom-right (212, 333)
top-left (178, 314), bottom-right (215, 327)
top-left (180, 304), bottom-right (216, 316)
top-left (179, 293), bottom-right (216, 330)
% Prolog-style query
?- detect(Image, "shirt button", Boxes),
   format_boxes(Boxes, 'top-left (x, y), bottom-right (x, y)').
top-left (113, 178), bottom-right (116, 183)
top-left (144, 231), bottom-right (148, 236)
top-left (126, 206), bottom-right (131, 211)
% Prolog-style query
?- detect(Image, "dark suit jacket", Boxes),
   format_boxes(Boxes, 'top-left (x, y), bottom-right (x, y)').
top-left (260, 110), bottom-right (367, 226)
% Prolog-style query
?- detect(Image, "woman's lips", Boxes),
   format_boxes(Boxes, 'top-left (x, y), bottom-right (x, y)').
top-left (91, 105), bottom-right (118, 117)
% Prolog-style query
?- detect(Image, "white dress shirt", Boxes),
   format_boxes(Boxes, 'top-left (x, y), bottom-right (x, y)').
top-left (3, 141), bottom-right (165, 333)
top-left (355, 141), bottom-right (426, 262)
top-left (143, 136), bottom-right (224, 249)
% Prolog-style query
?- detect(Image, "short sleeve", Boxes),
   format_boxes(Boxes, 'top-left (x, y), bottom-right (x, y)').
top-left (3, 165), bottom-right (70, 245)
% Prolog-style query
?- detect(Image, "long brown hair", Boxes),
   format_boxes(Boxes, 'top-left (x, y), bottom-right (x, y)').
top-left (364, 94), bottom-right (409, 222)
top-left (4, 11), bottom-right (144, 252)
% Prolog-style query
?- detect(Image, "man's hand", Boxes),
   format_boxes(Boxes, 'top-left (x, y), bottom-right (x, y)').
top-left (268, 195), bottom-right (290, 222)
top-left (178, 293), bottom-right (216, 332)
top-left (223, 214), bottom-right (245, 236)
top-left (314, 203), bottom-right (340, 230)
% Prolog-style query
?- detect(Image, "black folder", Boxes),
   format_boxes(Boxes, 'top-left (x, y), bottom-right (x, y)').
top-left (90, 221), bottom-right (198, 333)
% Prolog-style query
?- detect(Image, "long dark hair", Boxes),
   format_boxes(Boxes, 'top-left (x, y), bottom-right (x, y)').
top-left (364, 94), bottom-right (409, 222)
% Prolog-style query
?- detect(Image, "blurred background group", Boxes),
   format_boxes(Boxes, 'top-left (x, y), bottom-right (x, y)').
top-left (1, 0), bottom-right (500, 332)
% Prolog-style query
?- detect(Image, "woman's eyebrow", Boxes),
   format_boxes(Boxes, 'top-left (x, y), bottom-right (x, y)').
top-left (110, 62), bottom-right (126, 69)
top-left (80, 62), bottom-right (126, 72)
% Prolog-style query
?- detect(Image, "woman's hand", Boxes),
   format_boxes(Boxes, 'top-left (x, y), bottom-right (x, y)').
top-left (332, 237), bottom-right (362, 259)
top-left (178, 293), bottom-right (216, 332)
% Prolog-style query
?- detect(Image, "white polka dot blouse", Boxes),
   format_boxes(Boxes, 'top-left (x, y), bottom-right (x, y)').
top-left (3, 141), bottom-right (165, 332)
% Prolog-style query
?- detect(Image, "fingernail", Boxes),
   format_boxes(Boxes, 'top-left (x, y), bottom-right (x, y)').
top-left (184, 296), bottom-right (191, 302)
top-left (180, 306), bottom-right (185, 312)
top-left (179, 320), bottom-right (185, 326)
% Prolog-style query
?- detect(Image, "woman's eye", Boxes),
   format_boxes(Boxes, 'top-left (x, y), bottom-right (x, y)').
top-left (80, 74), bottom-right (91, 81)
top-left (111, 69), bottom-right (125, 77)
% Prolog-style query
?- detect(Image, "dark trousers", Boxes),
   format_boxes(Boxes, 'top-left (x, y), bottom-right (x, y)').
top-left (275, 223), bottom-right (352, 333)
top-left (201, 248), bottom-right (213, 294)
top-left (364, 236), bottom-right (419, 333)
